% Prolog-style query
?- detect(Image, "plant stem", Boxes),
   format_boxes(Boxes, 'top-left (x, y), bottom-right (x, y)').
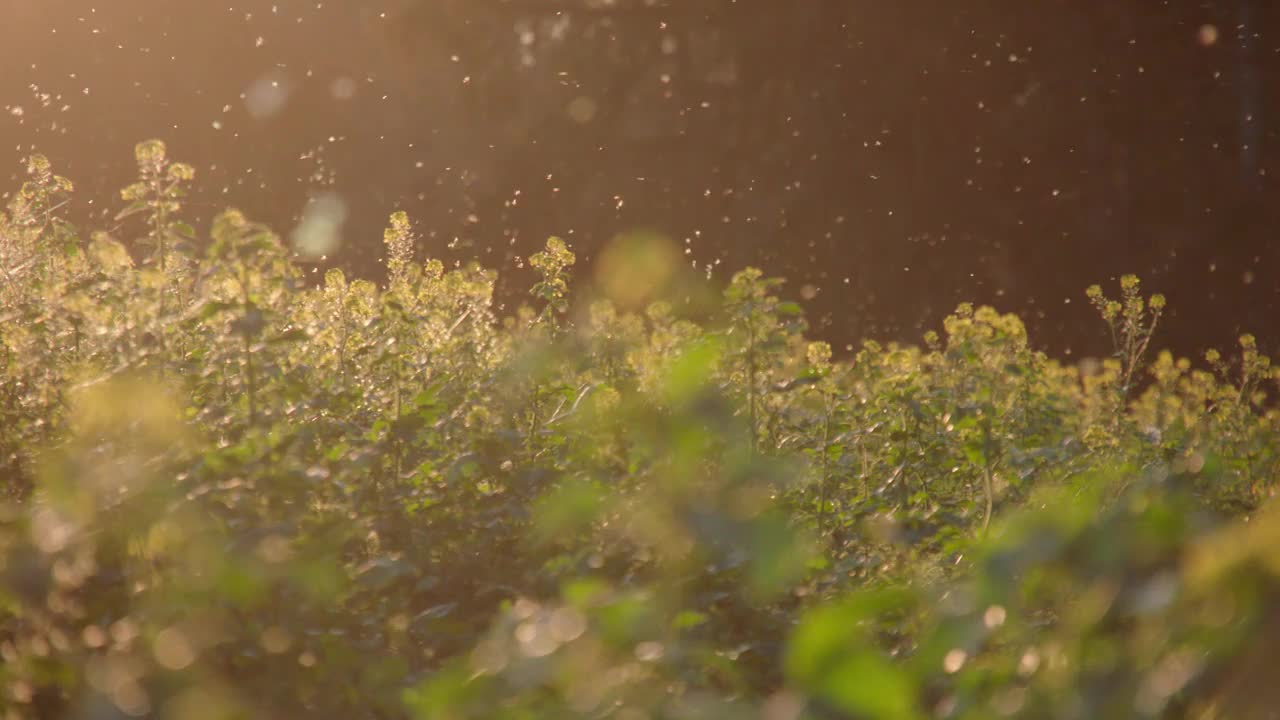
top-left (818, 394), bottom-right (831, 540)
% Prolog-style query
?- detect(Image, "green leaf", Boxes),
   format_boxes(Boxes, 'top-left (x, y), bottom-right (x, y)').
top-left (963, 442), bottom-right (986, 466)
top-left (672, 610), bottom-right (708, 630)
top-left (786, 595), bottom-right (921, 720)
top-left (114, 199), bottom-right (148, 221)
top-left (270, 328), bottom-right (308, 344)
top-left (172, 221), bottom-right (197, 239)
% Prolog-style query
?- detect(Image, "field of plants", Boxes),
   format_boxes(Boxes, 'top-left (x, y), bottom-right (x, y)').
top-left (2, 142), bottom-right (1279, 719)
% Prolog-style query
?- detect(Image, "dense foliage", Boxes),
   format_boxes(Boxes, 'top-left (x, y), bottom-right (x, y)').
top-left (2, 142), bottom-right (1279, 719)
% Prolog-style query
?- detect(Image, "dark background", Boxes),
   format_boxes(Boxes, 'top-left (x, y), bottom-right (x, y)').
top-left (2, 0), bottom-right (1276, 359)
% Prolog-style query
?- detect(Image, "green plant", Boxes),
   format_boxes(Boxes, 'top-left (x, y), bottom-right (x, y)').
top-left (0, 142), bottom-right (1278, 720)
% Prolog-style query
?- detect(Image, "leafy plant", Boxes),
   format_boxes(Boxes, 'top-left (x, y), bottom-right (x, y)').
top-left (1, 143), bottom-right (1278, 720)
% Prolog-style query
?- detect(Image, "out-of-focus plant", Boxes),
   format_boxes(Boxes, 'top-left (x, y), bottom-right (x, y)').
top-left (1, 141), bottom-right (1278, 720)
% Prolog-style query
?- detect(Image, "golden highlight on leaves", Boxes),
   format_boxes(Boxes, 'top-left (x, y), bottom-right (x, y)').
top-left (2, 145), bottom-right (1279, 720)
